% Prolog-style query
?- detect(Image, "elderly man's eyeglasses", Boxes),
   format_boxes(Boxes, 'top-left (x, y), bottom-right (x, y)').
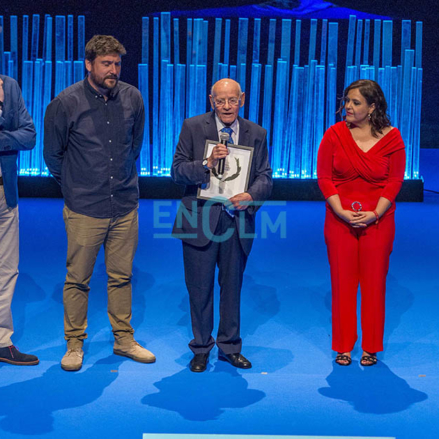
top-left (213, 98), bottom-right (240, 107)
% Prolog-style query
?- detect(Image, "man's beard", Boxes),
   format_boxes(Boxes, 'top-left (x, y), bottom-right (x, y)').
top-left (90, 72), bottom-right (118, 90)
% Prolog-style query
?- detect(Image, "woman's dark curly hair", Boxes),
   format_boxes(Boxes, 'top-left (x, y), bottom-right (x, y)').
top-left (338, 79), bottom-right (391, 138)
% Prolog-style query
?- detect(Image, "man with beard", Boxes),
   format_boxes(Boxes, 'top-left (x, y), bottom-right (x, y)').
top-left (44, 35), bottom-right (154, 371)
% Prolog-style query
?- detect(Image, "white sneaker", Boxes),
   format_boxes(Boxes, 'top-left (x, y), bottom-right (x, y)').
top-left (113, 340), bottom-right (156, 363)
top-left (61, 348), bottom-right (84, 371)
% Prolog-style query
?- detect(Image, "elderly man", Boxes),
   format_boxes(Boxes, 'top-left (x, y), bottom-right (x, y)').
top-left (0, 75), bottom-right (38, 365)
top-left (172, 78), bottom-right (272, 372)
top-left (44, 35), bottom-right (155, 371)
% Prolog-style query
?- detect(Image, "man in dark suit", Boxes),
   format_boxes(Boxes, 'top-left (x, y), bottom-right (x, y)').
top-left (0, 75), bottom-right (39, 366)
top-left (171, 78), bottom-right (272, 372)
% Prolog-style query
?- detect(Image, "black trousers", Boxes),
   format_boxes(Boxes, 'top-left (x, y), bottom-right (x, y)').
top-left (182, 211), bottom-right (248, 355)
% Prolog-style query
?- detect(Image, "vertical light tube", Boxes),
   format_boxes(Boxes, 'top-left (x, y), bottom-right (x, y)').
top-left (412, 68), bottom-right (422, 179)
top-left (328, 22), bottom-right (338, 69)
top-left (294, 20), bottom-right (301, 66)
top-left (401, 49), bottom-right (414, 179)
top-left (186, 18), bottom-right (193, 117)
top-left (65, 60), bottom-right (72, 87)
top-left (153, 17), bottom-right (159, 174)
top-left (373, 19), bottom-right (381, 73)
top-left (345, 15), bottom-right (356, 76)
top-left (159, 59), bottom-right (168, 174)
top-left (382, 20), bottom-right (393, 67)
top-left (401, 20), bottom-right (411, 70)
top-left (55, 60), bottom-right (65, 96)
top-left (78, 16), bottom-right (85, 60)
top-left (7, 59), bottom-right (14, 80)
top-left (239, 63), bottom-right (246, 118)
top-left (73, 60), bottom-right (83, 82)
top-left (22, 15), bottom-right (29, 72)
top-left (20, 61), bottom-right (33, 174)
top-left (415, 21), bottom-right (422, 68)
top-left (293, 67), bottom-right (304, 178)
top-left (354, 19), bottom-right (363, 70)
top-left (220, 63), bottom-right (228, 79)
top-left (262, 64), bottom-right (273, 154)
top-left (249, 63), bottom-right (261, 124)
top-left (389, 66), bottom-right (398, 125)
top-left (55, 16), bottom-right (65, 62)
top-left (31, 60), bottom-right (43, 175)
top-left (252, 18), bottom-right (261, 64)
top-left (31, 14), bottom-right (40, 62)
top-left (174, 64), bottom-right (186, 149)
top-left (308, 18), bottom-right (317, 64)
top-left (280, 19), bottom-right (292, 120)
top-left (160, 12), bottom-right (171, 66)
top-left (188, 64), bottom-right (196, 118)
top-left (142, 17), bottom-right (149, 64)
top-left (287, 65), bottom-right (299, 178)
top-left (267, 19), bottom-right (276, 67)
top-left (237, 18), bottom-right (248, 85)
top-left (165, 63), bottom-right (174, 175)
top-left (302, 61), bottom-right (316, 179)
top-left (196, 64), bottom-right (206, 116)
top-left (272, 60), bottom-right (287, 177)
top-left (212, 18), bottom-right (222, 85)
top-left (363, 19), bottom-right (370, 65)
top-left (138, 64), bottom-right (150, 176)
top-left (192, 19), bottom-right (202, 66)
top-left (229, 65), bottom-right (237, 80)
top-left (41, 60), bottom-right (52, 175)
top-left (10, 16), bottom-right (18, 79)
top-left (313, 65), bottom-right (325, 178)
top-left (67, 15), bottom-right (73, 61)
top-left (224, 19), bottom-right (230, 65)
top-left (44, 16), bottom-right (52, 62)
top-left (0, 16), bottom-right (4, 74)
top-left (326, 65), bottom-right (337, 130)
top-left (174, 18), bottom-right (180, 72)
top-left (320, 19), bottom-right (327, 65)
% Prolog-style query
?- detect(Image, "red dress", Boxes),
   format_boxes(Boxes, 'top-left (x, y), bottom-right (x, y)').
top-left (317, 121), bottom-right (406, 353)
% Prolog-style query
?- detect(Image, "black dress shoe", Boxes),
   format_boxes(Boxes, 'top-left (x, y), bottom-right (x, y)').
top-left (190, 353), bottom-right (209, 372)
top-left (0, 346), bottom-right (39, 366)
top-left (219, 353), bottom-right (252, 369)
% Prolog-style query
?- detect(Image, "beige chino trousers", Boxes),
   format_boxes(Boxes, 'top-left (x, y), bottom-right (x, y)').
top-left (0, 186), bottom-right (19, 347)
top-left (62, 205), bottom-right (138, 346)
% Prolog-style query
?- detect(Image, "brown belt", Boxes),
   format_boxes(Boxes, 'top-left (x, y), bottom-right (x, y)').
top-left (0, 176), bottom-right (3, 185)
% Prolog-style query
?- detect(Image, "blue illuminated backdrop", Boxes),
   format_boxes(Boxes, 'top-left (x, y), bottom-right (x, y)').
top-left (0, 13), bottom-right (422, 180)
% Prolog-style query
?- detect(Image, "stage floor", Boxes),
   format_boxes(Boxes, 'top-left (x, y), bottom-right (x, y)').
top-left (1, 150), bottom-right (438, 439)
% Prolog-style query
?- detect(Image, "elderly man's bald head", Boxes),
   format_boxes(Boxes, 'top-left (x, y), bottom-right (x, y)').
top-left (210, 79), bottom-right (242, 97)
top-left (209, 78), bottom-right (245, 126)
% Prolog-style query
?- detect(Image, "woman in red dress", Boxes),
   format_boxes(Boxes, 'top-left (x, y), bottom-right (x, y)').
top-left (317, 80), bottom-right (406, 366)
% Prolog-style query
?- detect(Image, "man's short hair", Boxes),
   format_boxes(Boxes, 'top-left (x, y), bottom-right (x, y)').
top-left (85, 35), bottom-right (127, 62)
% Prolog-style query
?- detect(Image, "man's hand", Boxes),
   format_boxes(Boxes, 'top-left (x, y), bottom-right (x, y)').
top-left (0, 78), bottom-right (4, 104)
top-left (207, 143), bottom-right (229, 169)
top-left (229, 192), bottom-right (253, 211)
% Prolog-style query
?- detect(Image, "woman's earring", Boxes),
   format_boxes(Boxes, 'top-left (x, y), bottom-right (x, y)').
top-left (368, 113), bottom-right (372, 120)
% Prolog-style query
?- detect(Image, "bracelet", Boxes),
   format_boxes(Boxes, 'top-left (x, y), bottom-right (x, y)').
top-left (373, 210), bottom-right (380, 224)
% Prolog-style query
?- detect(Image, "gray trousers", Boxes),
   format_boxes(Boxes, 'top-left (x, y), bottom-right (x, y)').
top-left (0, 185), bottom-right (19, 348)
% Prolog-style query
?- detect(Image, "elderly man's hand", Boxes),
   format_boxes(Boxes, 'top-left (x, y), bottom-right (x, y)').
top-left (229, 192), bottom-right (253, 211)
top-left (207, 143), bottom-right (229, 169)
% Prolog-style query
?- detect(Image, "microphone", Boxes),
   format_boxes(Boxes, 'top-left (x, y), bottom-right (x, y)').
top-left (217, 131), bottom-right (230, 179)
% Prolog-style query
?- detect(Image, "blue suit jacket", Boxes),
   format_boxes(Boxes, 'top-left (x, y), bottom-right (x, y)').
top-left (0, 75), bottom-right (36, 208)
top-left (171, 111), bottom-right (272, 256)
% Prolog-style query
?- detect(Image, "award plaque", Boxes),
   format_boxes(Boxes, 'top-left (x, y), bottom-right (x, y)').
top-left (197, 139), bottom-right (254, 201)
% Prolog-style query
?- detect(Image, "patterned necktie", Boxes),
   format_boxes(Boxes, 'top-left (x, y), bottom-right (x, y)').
top-left (220, 126), bottom-right (234, 144)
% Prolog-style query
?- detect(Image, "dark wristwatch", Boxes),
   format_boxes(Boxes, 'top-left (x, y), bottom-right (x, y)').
top-left (202, 159), bottom-right (210, 171)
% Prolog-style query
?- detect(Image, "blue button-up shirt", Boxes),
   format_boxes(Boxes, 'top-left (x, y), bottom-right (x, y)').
top-left (44, 77), bottom-right (145, 218)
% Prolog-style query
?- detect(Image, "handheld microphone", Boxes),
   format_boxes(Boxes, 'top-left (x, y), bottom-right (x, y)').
top-left (217, 131), bottom-right (230, 179)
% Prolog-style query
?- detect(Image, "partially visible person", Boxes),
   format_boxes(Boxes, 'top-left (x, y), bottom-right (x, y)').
top-left (44, 35), bottom-right (154, 371)
top-left (317, 79), bottom-right (405, 367)
top-left (0, 75), bottom-right (39, 366)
